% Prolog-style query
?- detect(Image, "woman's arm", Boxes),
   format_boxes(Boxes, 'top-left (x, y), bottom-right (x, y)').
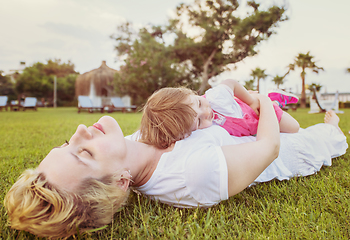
top-left (222, 94), bottom-right (280, 196)
top-left (220, 79), bottom-right (259, 115)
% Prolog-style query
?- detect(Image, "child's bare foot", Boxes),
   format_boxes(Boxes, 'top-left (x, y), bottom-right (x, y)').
top-left (324, 110), bottom-right (343, 134)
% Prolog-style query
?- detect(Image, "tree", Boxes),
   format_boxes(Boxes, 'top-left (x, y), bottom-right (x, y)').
top-left (56, 74), bottom-right (78, 105)
top-left (244, 79), bottom-right (255, 90)
top-left (111, 23), bottom-right (200, 105)
top-left (170, 0), bottom-right (287, 93)
top-left (0, 71), bottom-right (16, 100)
top-left (15, 59), bottom-right (78, 105)
top-left (15, 62), bottom-right (51, 98)
top-left (271, 74), bottom-right (285, 89)
top-left (43, 59), bottom-right (76, 77)
top-left (283, 63), bottom-right (295, 77)
top-left (284, 52), bottom-right (324, 108)
top-left (250, 67), bottom-right (268, 92)
top-left (346, 68), bottom-right (350, 73)
top-left (308, 83), bottom-right (322, 92)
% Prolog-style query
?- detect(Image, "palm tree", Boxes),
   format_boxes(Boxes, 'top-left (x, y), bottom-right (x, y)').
top-left (283, 64), bottom-right (295, 78)
top-left (244, 79), bottom-right (255, 91)
top-left (271, 74), bottom-right (285, 89)
top-left (308, 83), bottom-right (322, 92)
top-left (284, 52), bottom-right (324, 108)
top-left (250, 67), bottom-right (268, 93)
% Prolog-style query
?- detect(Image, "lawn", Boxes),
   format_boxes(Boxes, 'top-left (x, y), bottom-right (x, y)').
top-left (1, 107), bottom-right (350, 239)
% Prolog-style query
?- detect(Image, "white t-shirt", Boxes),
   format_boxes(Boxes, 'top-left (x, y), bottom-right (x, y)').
top-left (131, 123), bottom-right (347, 208)
top-left (133, 125), bottom-right (231, 207)
top-left (205, 84), bottom-right (243, 118)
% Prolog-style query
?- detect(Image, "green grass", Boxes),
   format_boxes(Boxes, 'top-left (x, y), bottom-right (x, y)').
top-left (1, 108), bottom-right (350, 239)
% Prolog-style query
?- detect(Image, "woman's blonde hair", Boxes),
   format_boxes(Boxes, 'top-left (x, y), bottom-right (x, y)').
top-left (4, 169), bottom-right (130, 238)
top-left (139, 87), bottom-right (197, 149)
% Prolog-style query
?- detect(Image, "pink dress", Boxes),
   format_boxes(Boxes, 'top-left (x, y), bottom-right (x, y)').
top-left (204, 84), bottom-right (283, 137)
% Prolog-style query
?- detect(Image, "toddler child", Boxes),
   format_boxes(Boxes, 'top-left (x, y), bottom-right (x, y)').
top-left (140, 79), bottom-right (299, 149)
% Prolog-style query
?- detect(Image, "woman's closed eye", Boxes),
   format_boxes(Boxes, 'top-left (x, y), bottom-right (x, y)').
top-left (80, 149), bottom-right (93, 157)
top-left (63, 140), bottom-right (92, 157)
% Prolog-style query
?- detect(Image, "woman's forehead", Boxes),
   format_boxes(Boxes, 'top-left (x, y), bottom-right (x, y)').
top-left (37, 148), bottom-right (85, 191)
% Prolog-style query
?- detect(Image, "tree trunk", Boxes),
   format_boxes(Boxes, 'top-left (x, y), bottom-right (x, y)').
top-left (257, 79), bottom-right (260, 93)
top-left (198, 49), bottom-right (217, 94)
top-left (198, 68), bottom-right (209, 95)
top-left (300, 71), bottom-right (306, 108)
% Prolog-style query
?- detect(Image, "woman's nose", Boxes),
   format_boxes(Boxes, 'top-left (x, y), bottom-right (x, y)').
top-left (72, 124), bottom-right (92, 140)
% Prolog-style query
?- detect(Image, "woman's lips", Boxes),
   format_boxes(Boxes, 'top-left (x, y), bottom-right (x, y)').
top-left (93, 123), bottom-right (105, 134)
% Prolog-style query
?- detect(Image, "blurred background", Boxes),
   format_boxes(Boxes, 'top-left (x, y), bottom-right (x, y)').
top-left (1, 0), bottom-right (349, 108)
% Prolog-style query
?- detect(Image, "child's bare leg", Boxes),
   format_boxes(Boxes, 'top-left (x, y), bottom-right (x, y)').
top-left (324, 110), bottom-right (343, 134)
top-left (279, 111), bottom-right (300, 133)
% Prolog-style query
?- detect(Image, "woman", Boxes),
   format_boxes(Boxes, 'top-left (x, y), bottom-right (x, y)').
top-left (4, 94), bottom-right (347, 238)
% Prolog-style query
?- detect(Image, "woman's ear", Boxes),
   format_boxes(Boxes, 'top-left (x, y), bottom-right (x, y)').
top-left (116, 170), bottom-right (131, 192)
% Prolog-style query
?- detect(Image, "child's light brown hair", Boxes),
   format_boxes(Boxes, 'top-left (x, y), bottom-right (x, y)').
top-left (139, 87), bottom-right (197, 149)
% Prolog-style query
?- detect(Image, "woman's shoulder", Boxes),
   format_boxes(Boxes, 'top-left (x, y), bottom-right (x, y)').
top-left (136, 126), bottom-right (230, 207)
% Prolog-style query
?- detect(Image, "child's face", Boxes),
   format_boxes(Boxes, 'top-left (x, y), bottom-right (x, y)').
top-left (187, 94), bottom-right (214, 131)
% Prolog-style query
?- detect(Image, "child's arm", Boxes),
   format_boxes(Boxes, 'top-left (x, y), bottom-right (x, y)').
top-left (220, 79), bottom-right (259, 115)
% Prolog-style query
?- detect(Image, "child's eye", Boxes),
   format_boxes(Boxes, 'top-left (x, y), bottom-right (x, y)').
top-left (198, 99), bottom-right (201, 107)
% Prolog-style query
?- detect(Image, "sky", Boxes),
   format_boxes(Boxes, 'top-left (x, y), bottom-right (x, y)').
top-left (1, 0), bottom-right (350, 95)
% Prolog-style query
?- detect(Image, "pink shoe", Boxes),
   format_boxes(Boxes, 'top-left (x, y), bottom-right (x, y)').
top-left (268, 89), bottom-right (299, 108)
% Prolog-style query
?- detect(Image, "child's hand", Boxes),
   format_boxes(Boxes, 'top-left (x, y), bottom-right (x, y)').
top-left (249, 97), bottom-right (260, 116)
